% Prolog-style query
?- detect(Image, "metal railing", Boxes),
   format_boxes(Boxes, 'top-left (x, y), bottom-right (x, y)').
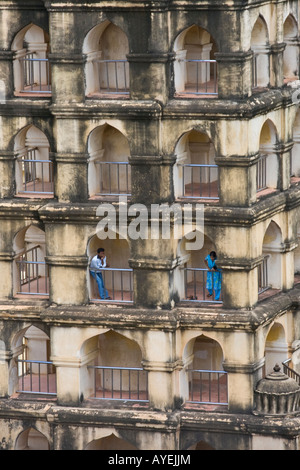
top-left (179, 59), bottom-right (218, 95)
top-left (93, 59), bottom-right (129, 94)
top-left (257, 154), bottom-right (268, 192)
top-left (95, 161), bottom-right (131, 196)
top-left (88, 365), bottom-right (149, 402)
top-left (187, 369), bottom-right (228, 406)
top-left (183, 267), bottom-right (222, 303)
top-left (282, 358), bottom-right (300, 385)
top-left (15, 246), bottom-right (49, 296)
top-left (258, 255), bottom-right (270, 294)
top-left (17, 147), bottom-right (54, 194)
top-left (179, 163), bottom-right (219, 199)
top-left (91, 268), bottom-right (133, 302)
top-left (19, 53), bottom-right (51, 93)
top-left (16, 359), bottom-right (56, 396)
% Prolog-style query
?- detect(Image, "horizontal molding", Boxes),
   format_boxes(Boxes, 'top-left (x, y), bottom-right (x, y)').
top-left (45, 255), bottom-right (89, 268)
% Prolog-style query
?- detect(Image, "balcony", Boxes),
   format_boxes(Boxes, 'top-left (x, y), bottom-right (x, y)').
top-left (90, 267), bottom-right (133, 303)
top-left (94, 161), bottom-right (131, 196)
top-left (178, 163), bottom-right (219, 200)
top-left (16, 148), bottom-right (54, 196)
top-left (182, 267), bottom-right (222, 303)
top-left (91, 59), bottom-right (129, 96)
top-left (88, 365), bottom-right (149, 402)
top-left (19, 54), bottom-right (51, 95)
top-left (175, 59), bottom-right (218, 97)
top-left (186, 369), bottom-right (228, 409)
top-left (16, 359), bottom-right (56, 397)
top-left (15, 246), bottom-right (49, 297)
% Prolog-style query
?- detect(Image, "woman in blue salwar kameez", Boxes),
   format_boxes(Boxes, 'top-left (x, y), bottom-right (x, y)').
top-left (204, 251), bottom-right (222, 300)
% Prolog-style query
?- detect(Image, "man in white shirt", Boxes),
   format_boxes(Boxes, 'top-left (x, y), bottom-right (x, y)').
top-left (90, 248), bottom-right (111, 300)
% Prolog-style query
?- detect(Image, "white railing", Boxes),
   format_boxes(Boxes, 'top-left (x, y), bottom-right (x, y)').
top-left (93, 59), bottom-right (129, 94)
top-left (187, 369), bottom-right (228, 406)
top-left (87, 365), bottom-right (149, 402)
top-left (19, 53), bottom-right (51, 93)
top-left (16, 359), bottom-right (56, 396)
top-left (179, 163), bottom-right (219, 199)
top-left (183, 267), bottom-right (222, 303)
top-left (15, 246), bottom-right (49, 296)
top-left (179, 59), bottom-right (217, 95)
top-left (91, 267), bottom-right (133, 302)
top-left (95, 161), bottom-right (131, 196)
top-left (17, 147), bottom-right (54, 194)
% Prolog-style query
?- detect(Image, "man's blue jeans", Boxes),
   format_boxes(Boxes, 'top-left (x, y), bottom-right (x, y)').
top-left (90, 271), bottom-right (109, 299)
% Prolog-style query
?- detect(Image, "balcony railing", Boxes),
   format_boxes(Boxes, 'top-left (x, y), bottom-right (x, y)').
top-left (15, 246), bottom-right (49, 296)
top-left (183, 267), bottom-right (222, 303)
top-left (17, 147), bottom-right (54, 194)
top-left (91, 267), bottom-right (133, 302)
top-left (93, 59), bottom-right (129, 94)
top-left (187, 369), bottom-right (228, 406)
top-left (95, 161), bottom-right (131, 196)
top-left (282, 358), bottom-right (300, 385)
top-left (178, 163), bottom-right (219, 199)
top-left (257, 154), bottom-right (268, 192)
top-left (258, 255), bottom-right (270, 294)
top-left (19, 53), bottom-right (51, 94)
top-left (16, 359), bottom-right (56, 396)
top-left (88, 365), bottom-right (149, 402)
top-left (179, 59), bottom-right (218, 95)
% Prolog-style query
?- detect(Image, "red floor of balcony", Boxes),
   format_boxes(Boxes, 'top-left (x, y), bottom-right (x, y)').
top-left (174, 80), bottom-right (218, 98)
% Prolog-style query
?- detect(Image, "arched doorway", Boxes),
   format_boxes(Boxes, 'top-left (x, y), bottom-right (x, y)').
top-left (83, 330), bottom-right (148, 402)
top-left (14, 125), bottom-right (53, 196)
top-left (83, 20), bottom-right (129, 97)
top-left (251, 16), bottom-right (270, 88)
top-left (15, 427), bottom-right (50, 450)
top-left (13, 225), bottom-right (49, 297)
top-left (174, 130), bottom-right (218, 200)
top-left (12, 24), bottom-right (51, 96)
top-left (173, 25), bottom-right (218, 96)
top-left (88, 124), bottom-right (131, 198)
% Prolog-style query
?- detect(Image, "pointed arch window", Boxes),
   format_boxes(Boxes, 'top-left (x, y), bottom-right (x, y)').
top-left (12, 24), bottom-right (51, 96)
top-left (173, 25), bottom-right (218, 97)
top-left (84, 20), bottom-right (130, 97)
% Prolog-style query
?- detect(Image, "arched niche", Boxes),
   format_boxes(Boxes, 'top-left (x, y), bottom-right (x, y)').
top-left (87, 232), bottom-right (132, 302)
top-left (85, 433), bottom-right (137, 450)
top-left (88, 123), bottom-right (131, 198)
top-left (261, 221), bottom-right (283, 291)
top-left (15, 427), bottom-right (50, 450)
top-left (182, 334), bottom-right (227, 406)
top-left (257, 120), bottom-right (279, 192)
top-left (283, 14), bottom-right (299, 81)
top-left (176, 232), bottom-right (221, 302)
top-left (12, 24), bottom-right (51, 95)
top-left (13, 225), bottom-right (48, 297)
top-left (81, 330), bottom-right (147, 402)
top-left (264, 323), bottom-right (288, 375)
top-left (173, 129), bottom-right (218, 200)
top-left (83, 20), bottom-right (129, 96)
top-left (10, 324), bottom-right (55, 397)
top-left (14, 124), bottom-right (53, 196)
top-left (173, 25), bottom-right (218, 96)
top-left (251, 16), bottom-right (270, 88)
